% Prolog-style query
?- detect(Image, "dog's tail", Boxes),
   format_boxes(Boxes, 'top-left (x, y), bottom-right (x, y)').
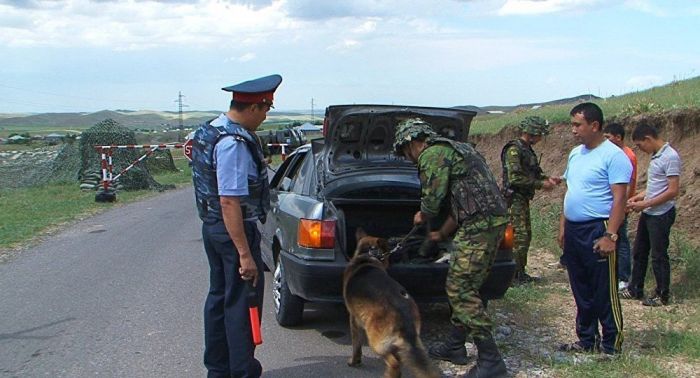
top-left (398, 338), bottom-right (441, 378)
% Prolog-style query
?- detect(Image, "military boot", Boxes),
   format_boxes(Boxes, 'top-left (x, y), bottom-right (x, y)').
top-left (463, 335), bottom-right (507, 378)
top-left (428, 325), bottom-right (471, 365)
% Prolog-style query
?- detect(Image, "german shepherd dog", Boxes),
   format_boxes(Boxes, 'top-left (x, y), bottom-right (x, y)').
top-left (343, 228), bottom-right (440, 378)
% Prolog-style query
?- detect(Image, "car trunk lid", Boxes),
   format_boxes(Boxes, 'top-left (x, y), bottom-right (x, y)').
top-left (320, 104), bottom-right (476, 175)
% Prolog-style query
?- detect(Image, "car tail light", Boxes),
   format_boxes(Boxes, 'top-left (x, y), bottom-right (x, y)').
top-left (500, 223), bottom-right (514, 249)
top-left (298, 219), bottom-right (335, 249)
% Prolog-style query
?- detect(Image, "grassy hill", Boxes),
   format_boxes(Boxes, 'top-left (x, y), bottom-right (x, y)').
top-left (2, 76), bottom-right (699, 137)
top-left (470, 76), bottom-right (700, 134)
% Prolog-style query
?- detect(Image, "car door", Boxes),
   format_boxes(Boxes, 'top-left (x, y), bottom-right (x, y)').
top-left (261, 152), bottom-right (301, 268)
top-left (262, 148), bottom-right (321, 265)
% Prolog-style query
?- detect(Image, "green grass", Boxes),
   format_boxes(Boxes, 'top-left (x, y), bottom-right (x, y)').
top-left (530, 202), bottom-right (562, 254)
top-left (150, 157), bottom-right (192, 186)
top-left (502, 283), bottom-right (542, 305)
top-left (0, 157), bottom-right (192, 249)
top-left (550, 355), bottom-right (674, 378)
top-left (547, 324), bottom-right (700, 377)
top-left (631, 326), bottom-right (700, 359)
top-left (526, 205), bottom-right (700, 375)
top-left (672, 233), bottom-right (700, 299)
top-left (470, 76), bottom-right (700, 134)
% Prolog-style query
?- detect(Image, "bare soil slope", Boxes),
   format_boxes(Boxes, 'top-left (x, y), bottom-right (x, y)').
top-left (472, 108), bottom-right (700, 246)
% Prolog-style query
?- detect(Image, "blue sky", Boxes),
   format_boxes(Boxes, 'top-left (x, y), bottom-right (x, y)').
top-left (1, 0), bottom-right (698, 113)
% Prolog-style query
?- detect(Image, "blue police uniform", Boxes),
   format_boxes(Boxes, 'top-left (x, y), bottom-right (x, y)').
top-left (192, 75), bottom-right (281, 378)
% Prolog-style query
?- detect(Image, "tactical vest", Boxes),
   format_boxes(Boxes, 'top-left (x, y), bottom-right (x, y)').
top-left (500, 139), bottom-right (543, 200)
top-left (191, 116), bottom-right (270, 224)
top-left (429, 137), bottom-right (507, 225)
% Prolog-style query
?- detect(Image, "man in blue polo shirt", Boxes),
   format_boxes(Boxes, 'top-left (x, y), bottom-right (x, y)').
top-left (557, 102), bottom-right (632, 355)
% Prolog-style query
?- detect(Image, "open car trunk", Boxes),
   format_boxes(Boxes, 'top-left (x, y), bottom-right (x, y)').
top-left (326, 178), bottom-right (514, 301)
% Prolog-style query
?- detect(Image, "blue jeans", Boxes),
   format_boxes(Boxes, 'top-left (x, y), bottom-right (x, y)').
top-left (616, 217), bottom-right (631, 283)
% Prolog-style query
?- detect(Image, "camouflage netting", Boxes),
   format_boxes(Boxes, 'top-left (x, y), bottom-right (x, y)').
top-left (79, 119), bottom-right (175, 193)
top-left (145, 149), bottom-right (178, 174)
top-left (0, 142), bottom-right (81, 189)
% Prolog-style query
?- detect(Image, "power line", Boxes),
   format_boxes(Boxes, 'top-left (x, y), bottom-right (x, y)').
top-left (174, 91), bottom-right (189, 129)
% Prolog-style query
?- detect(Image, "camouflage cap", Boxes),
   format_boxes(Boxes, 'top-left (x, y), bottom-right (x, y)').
top-left (393, 118), bottom-right (438, 156)
top-left (519, 116), bottom-right (550, 136)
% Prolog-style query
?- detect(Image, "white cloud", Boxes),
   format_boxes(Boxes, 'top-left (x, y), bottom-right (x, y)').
top-left (545, 76), bottom-right (558, 85)
top-left (238, 53), bottom-right (256, 62)
top-left (626, 75), bottom-right (663, 89)
top-left (227, 53), bottom-right (256, 62)
top-left (326, 39), bottom-right (361, 53)
top-left (0, 0), bottom-right (293, 49)
top-left (498, 0), bottom-right (605, 15)
top-left (352, 19), bottom-right (378, 34)
top-left (623, 0), bottom-right (667, 16)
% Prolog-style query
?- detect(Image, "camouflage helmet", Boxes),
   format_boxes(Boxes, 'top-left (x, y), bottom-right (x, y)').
top-left (393, 118), bottom-right (438, 156)
top-left (519, 116), bottom-right (550, 136)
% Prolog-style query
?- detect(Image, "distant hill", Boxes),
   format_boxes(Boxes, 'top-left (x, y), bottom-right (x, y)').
top-left (0, 95), bottom-right (602, 131)
top-left (0, 109), bottom-right (306, 131)
top-left (455, 94), bottom-right (602, 114)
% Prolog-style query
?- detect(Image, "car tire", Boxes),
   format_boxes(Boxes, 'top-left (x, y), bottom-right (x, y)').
top-left (273, 259), bottom-right (304, 327)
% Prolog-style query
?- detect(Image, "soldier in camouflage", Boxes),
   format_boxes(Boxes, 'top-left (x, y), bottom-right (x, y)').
top-left (394, 118), bottom-right (509, 378)
top-left (192, 74), bottom-right (281, 378)
top-left (501, 116), bottom-right (560, 284)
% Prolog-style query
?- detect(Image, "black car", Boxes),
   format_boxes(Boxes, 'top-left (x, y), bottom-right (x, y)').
top-left (260, 105), bottom-right (515, 326)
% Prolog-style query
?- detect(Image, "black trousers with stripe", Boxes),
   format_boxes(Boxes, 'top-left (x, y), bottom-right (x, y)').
top-left (563, 218), bottom-right (623, 354)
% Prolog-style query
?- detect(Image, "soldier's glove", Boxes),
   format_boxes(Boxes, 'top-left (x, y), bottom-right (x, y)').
top-left (417, 239), bottom-right (438, 258)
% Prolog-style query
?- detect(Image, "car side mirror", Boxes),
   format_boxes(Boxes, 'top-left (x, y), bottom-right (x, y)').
top-left (280, 177), bottom-right (293, 191)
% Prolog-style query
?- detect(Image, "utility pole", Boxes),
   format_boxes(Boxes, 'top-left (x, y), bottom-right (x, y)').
top-left (311, 98), bottom-right (315, 122)
top-left (174, 91), bottom-right (189, 142)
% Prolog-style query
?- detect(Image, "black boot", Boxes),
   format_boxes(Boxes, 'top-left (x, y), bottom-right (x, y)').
top-left (429, 325), bottom-right (471, 365)
top-left (464, 335), bottom-right (507, 378)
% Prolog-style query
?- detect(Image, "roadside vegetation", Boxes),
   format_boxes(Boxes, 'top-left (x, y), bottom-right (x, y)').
top-left (0, 157), bottom-right (192, 250)
top-left (471, 76), bottom-right (700, 134)
top-left (493, 206), bottom-right (700, 377)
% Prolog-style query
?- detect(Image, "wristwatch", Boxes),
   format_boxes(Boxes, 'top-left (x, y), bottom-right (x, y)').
top-left (603, 232), bottom-right (618, 242)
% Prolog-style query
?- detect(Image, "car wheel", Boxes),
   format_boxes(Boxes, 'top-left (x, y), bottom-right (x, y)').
top-left (273, 259), bottom-right (304, 327)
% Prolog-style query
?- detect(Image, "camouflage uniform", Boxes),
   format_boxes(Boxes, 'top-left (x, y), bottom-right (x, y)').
top-left (500, 116), bottom-right (550, 279)
top-left (394, 119), bottom-right (508, 342)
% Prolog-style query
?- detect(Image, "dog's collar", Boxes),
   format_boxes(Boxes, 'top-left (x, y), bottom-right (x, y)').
top-left (368, 246), bottom-right (387, 261)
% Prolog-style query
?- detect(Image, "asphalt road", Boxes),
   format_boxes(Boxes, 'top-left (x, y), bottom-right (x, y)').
top-left (0, 187), bottom-right (421, 377)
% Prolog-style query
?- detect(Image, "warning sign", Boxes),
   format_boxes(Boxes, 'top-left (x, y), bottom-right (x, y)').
top-left (183, 138), bottom-right (193, 161)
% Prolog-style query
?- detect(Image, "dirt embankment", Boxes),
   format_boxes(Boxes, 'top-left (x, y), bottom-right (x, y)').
top-left (472, 108), bottom-right (700, 246)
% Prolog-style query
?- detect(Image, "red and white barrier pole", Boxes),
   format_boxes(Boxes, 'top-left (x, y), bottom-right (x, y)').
top-left (100, 148), bottom-right (109, 191)
top-left (93, 143), bottom-right (186, 202)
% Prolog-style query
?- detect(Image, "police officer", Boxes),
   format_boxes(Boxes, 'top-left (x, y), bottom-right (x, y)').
top-left (191, 74), bottom-right (282, 378)
top-left (393, 118), bottom-right (508, 378)
top-left (501, 116), bottom-right (560, 284)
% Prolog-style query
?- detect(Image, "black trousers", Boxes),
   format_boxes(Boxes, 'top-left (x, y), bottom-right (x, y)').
top-left (202, 220), bottom-right (265, 378)
top-left (628, 207), bottom-right (676, 301)
top-left (563, 219), bottom-right (623, 354)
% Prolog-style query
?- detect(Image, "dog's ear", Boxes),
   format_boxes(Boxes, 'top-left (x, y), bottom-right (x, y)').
top-left (355, 227), bottom-right (367, 242)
